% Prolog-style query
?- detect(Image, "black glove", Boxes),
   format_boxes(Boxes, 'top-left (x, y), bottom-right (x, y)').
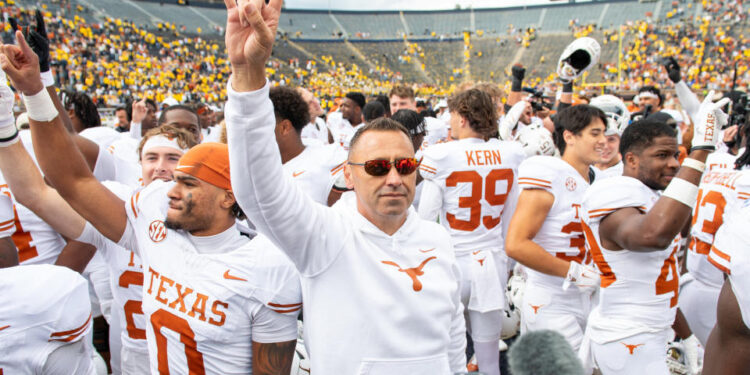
top-left (661, 56), bottom-right (681, 84)
top-left (8, 17), bottom-right (18, 32)
top-left (26, 10), bottom-right (50, 73)
top-left (511, 64), bottom-right (525, 92)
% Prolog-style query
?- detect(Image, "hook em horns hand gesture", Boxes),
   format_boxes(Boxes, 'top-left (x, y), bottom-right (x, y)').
top-left (0, 31), bottom-right (43, 96)
top-left (224, 0), bottom-right (282, 92)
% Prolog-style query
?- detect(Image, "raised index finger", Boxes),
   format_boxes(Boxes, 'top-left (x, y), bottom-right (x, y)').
top-left (224, 0), bottom-right (237, 10)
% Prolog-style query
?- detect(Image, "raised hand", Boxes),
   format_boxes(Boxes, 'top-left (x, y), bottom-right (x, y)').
top-left (661, 56), bottom-right (681, 84)
top-left (26, 10), bottom-right (51, 74)
top-left (224, 0), bottom-right (282, 91)
top-left (691, 91), bottom-right (731, 151)
top-left (131, 97), bottom-right (148, 124)
top-left (0, 31), bottom-right (43, 96)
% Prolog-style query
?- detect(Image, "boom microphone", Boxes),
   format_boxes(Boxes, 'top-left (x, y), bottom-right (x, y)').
top-left (508, 330), bottom-right (585, 375)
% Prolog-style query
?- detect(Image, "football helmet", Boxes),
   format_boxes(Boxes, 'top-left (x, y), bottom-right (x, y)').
top-left (590, 94), bottom-right (630, 136)
top-left (557, 37), bottom-right (601, 83)
top-left (515, 123), bottom-right (555, 157)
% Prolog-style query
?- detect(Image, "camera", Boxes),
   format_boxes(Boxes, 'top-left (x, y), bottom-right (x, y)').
top-left (522, 87), bottom-right (554, 112)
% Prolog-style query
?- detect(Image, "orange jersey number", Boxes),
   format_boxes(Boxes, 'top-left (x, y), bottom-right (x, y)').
top-left (445, 169), bottom-right (514, 231)
top-left (0, 185), bottom-right (38, 262)
top-left (690, 189), bottom-right (727, 254)
top-left (559, 221), bottom-right (587, 264)
top-left (581, 220), bottom-right (616, 287)
top-left (655, 244), bottom-right (680, 308)
top-left (119, 268), bottom-right (146, 340)
top-left (151, 309), bottom-right (205, 374)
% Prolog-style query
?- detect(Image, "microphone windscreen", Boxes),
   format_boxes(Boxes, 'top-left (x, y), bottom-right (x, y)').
top-left (508, 330), bottom-right (585, 375)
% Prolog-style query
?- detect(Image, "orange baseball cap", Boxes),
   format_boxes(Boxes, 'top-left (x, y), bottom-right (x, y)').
top-left (175, 142), bottom-right (232, 191)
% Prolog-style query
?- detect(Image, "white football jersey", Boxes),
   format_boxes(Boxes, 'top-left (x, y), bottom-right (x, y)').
top-left (517, 156), bottom-right (591, 287)
top-left (119, 180), bottom-right (301, 374)
top-left (108, 137), bottom-right (143, 188)
top-left (582, 176), bottom-right (680, 336)
top-left (0, 174), bottom-right (65, 265)
top-left (419, 137), bottom-right (525, 252)
top-left (688, 169), bottom-right (750, 287)
top-left (282, 144), bottom-right (346, 205)
top-left (705, 149), bottom-right (741, 172)
top-left (0, 264), bottom-right (92, 373)
top-left (422, 116), bottom-right (450, 149)
top-left (593, 160), bottom-right (623, 181)
top-left (708, 199), bottom-right (750, 328)
top-left (0, 183), bottom-right (15, 238)
top-left (301, 117), bottom-right (330, 145)
top-left (326, 114), bottom-right (364, 151)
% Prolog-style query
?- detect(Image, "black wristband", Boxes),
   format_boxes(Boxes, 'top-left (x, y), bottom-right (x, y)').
top-left (562, 81), bottom-right (573, 93)
top-left (504, 103), bottom-right (512, 113)
top-left (511, 78), bottom-right (522, 92)
top-left (690, 145), bottom-right (716, 153)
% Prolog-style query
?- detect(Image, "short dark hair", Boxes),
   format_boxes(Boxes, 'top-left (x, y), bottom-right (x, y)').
top-left (363, 101), bottom-right (386, 122)
top-left (270, 86), bottom-right (310, 132)
top-left (345, 92), bottom-right (366, 109)
top-left (619, 119), bottom-right (677, 156)
top-left (375, 94), bottom-right (391, 116)
top-left (115, 107), bottom-right (127, 113)
top-left (639, 85), bottom-right (663, 106)
top-left (348, 118), bottom-right (411, 157)
top-left (391, 109), bottom-right (425, 137)
top-left (447, 88), bottom-right (498, 138)
top-left (157, 105), bottom-right (199, 126)
top-left (553, 104), bottom-right (608, 154)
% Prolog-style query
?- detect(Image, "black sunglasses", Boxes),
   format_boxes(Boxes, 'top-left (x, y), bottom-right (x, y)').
top-left (348, 157), bottom-right (421, 177)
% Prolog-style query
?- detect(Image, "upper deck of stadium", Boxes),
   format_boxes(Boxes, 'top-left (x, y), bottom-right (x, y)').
top-left (29, 0), bottom-right (706, 39)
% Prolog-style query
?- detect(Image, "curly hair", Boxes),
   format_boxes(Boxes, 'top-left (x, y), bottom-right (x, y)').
top-left (270, 86), bottom-right (310, 132)
top-left (137, 124), bottom-right (199, 161)
top-left (447, 88), bottom-right (498, 138)
top-left (63, 91), bottom-right (101, 129)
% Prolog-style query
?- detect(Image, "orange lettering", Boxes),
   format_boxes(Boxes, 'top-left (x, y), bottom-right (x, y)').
top-left (187, 293), bottom-right (208, 321)
top-left (465, 151), bottom-right (476, 166)
top-left (147, 267), bottom-right (160, 295)
top-left (491, 150), bottom-right (502, 165)
top-left (475, 151), bottom-right (484, 165)
top-left (572, 203), bottom-right (582, 219)
top-left (167, 283), bottom-right (194, 313)
top-left (128, 251), bottom-right (136, 267)
top-left (208, 301), bottom-right (228, 327)
top-left (483, 150), bottom-right (492, 165)
top-left (155, 276), bottom-right (174, 305)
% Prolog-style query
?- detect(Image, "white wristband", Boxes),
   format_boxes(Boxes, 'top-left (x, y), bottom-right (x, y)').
top-left (662, 177), bottom-right (699, 209)
top-left (682, 158), bottom-right (706, 173)
top-left (40, 71), bottom-right (55, 87)
top-left (23, 89), bottom-right (59, 122)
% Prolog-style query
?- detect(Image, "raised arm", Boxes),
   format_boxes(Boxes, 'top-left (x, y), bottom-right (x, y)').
top-left (224, 0), bottom-right (345, 275)
top-left (0, 31), bottom-right (126, 242)
top-left (600, 93), bottom-right (730, 251)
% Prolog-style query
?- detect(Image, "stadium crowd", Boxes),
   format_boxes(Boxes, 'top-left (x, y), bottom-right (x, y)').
top-left (1, 0), bottom-right (750, 375)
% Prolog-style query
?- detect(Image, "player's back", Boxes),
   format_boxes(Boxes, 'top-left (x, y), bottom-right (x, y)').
top-left (420, 137), bottom-right (525, 252)
top-left (0, 264), bottom-right (94, 374)
top-left (583, 176), bottom-right (679, 333)
top-left (283, 143), bottom-right (346, 205)
top-left (689, 169), bottom-right (750, 287)
top-left (517, 155), bottom-right (590, 287)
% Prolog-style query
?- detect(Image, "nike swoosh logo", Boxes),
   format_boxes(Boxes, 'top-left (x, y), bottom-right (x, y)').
top-left (472, 250), bottom-right (481, 255)
top-left (223, 270), bottom-right (247, 282)
top-left (0, 324), bottom-right (9, 332)
top-left (419, 248), bottom-right (435, 253)
top-left (292, 171), bottom-right (305, 177)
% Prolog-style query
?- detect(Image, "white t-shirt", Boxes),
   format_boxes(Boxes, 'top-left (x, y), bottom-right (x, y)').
top-left (282, 144), bottom-right (346, 205)
top-left (582, 176), bottom-right (680, 343)
top-left (226, 81), bottom-right (467, 375)
top-left (0, 264), bottom-right (94, 374)
top-left (113, 180), bottom-right (301, 374)
top-left (419, 137), bottom-right (524, 253)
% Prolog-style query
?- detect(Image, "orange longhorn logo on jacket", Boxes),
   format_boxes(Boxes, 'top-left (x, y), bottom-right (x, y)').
top-left (381, 256), bottom-right (437, 292)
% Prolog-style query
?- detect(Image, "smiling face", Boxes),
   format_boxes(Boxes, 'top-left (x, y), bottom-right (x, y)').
top-left (140, 146), bottom-right (183, 185)
top-left (344, 130), bottom-right (416, 227)
top-left (565, 116), bottom-right (607, 166)
top-left (631, 135), bottom-right (680, 190)
top-left (600, 134), bottom-right (621, 164)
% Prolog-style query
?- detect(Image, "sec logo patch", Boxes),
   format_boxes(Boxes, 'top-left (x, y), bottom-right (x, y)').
top-left (565, 177), bottom-right (577, 191)
top-left (148, 220), bottom-right (167, 243)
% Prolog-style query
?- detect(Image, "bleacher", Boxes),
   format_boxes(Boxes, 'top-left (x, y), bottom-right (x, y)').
top-left (337, 12), bottom-right (405, 39)
top-left (403, 10), bottom-right (471, 37)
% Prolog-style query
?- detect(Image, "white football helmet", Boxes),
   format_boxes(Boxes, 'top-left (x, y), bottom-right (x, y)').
top-left (515, 123), bottom-right (556, 157)
top-left (557, 37), bottom-right (601, 82)
top-left (590, 94), bottom-right (630, 136)
top-left (666, 341), bottom-right (690, 375)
